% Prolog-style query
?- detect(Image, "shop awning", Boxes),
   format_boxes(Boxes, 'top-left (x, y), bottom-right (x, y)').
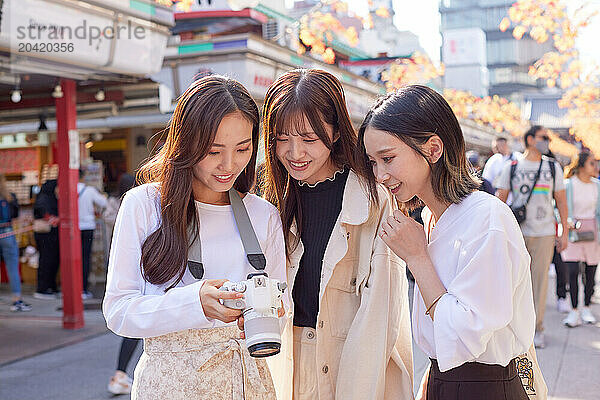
top-left (0, 0), bottom-right (174, 78)
top-left (0, 112), bottom-right (172, 135)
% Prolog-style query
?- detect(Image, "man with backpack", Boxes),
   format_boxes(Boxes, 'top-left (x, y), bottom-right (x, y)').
top-left (497, 125), bottom-right (569, 349)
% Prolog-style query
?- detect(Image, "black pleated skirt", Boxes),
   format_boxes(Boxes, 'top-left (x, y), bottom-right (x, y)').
top-left (426, 358), bottom-right (528, 400)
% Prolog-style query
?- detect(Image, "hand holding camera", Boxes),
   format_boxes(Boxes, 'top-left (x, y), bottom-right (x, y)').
top-left (220, 272), bottom-right (287, 357)
top-left (199, 279), bottom-right (244, 323)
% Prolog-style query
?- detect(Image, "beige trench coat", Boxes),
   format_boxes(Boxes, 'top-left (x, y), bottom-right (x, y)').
top-left (267, 170), bottom-right (414, 400)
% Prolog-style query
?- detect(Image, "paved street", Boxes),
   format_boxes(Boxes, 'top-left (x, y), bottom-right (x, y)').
top-left (1, 271), bottom-right (599, 400)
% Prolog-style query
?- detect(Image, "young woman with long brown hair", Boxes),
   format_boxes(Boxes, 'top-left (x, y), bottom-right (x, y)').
top-left (359, 85), bottom-right (538, 400)
top-left (261, 69), bottom-right (413, 400)
top-left (103, 75), bottom-right (287, 399)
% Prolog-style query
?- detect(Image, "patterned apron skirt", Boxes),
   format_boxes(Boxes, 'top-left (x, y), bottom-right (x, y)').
top-left (132, 326), bottom-right (277, 400)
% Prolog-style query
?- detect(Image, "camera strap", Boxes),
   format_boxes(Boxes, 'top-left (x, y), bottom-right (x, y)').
top-left (228, 188), bottom-right (266, 271)
top-left (510, 158), bottom-right (544, 208)
top-left (187, 189), bottom-right (266, 279)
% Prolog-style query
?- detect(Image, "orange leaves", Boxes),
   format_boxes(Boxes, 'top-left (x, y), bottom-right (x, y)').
top-left (530, 25), bottom-right (549, 42)
top-left (155, 0), bottom-right (192, 11)
top-left (442, 90), bottom-right (528, 136)
top-left (323, 48), bottom-right (336, 64)
top-left (296, 1), bottom-right (385, 64)
top-left (559, 80), bottom-right (600, 157)
top-left (504, 1), bottom-right (600, 156)
top-left (375, 7), bottom-right (390, 18)
top-left (346, 26), bottom-right (359, 47)
top-left (505, 0), bottom-right (567, 45)
top-left (332, 1), bottom-right (348, 14)
top-left (299, 27), bottom-right (317, 47)
top-left (547, 130), bottom-right (579, 158)
top-left (503, 1), bottom-right (597, 89)
top-left (381, 51), bottom-right (445, 90)
top-left (513, 25), bottom-right (527, 39)
top-left (381, 54), bottom-right (527, 136)
top-left (294, 1), bottom-right (393, 64)
top-left (298, 9), bottom-right (348, 64)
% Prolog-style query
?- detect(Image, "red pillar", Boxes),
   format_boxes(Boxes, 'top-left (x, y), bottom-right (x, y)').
top-left (55, 78), bottom-right (84, 329)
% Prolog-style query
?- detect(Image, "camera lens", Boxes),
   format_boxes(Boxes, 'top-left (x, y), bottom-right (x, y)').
top-left (248, 342), bottom-right (280, 358)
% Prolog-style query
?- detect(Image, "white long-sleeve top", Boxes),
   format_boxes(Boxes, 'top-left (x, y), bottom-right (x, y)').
top-left (413, 191), bottom-right (535, 372)
top-left (77, 183), bottom-right (108, 230)
top-left (103, 184), bottom-right (288, 338)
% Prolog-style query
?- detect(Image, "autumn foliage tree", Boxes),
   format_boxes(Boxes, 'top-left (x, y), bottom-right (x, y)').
top-left (296, 0), bottom-right (391, 64)
top-left (297, 1), bottom-right (359, 64)
top-left (502, 0), bottom-right (600, 156)
top-left (380, 51), bottom-right (531, 139)
top-left (381, 52), bottom-right (445, 89)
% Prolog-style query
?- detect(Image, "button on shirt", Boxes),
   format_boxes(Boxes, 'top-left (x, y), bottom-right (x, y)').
top-left (413, 191), bottom-right (535, 372)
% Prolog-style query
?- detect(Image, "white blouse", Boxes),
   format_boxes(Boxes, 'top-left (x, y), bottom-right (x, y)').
top-left (413, 191), bottom-right (535, 372)
top-left (570, 176), bottom-right (598, 219)
top-left (103, 184), bottom-right (288, 338)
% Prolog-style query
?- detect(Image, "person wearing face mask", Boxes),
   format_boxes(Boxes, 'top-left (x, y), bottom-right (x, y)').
top-left (496, 125), bottom-right (569, 349)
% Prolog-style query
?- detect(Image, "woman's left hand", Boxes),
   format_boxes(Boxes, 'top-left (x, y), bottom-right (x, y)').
top-left (380, 210), bottom-right (428, 266)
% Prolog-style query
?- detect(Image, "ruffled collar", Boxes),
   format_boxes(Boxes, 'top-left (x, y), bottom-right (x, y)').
top-left (297, 167), bottom-right (346, 188)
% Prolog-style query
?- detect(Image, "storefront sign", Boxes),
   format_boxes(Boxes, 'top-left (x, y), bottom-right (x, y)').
top-left (68, 129), bottom-right (80, 170)
top-left (0, 0), bottom-right (172, 76)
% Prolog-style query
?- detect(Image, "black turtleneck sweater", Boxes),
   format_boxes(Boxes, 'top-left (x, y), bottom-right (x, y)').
top-left (292, 168), bottom-right (349, 328)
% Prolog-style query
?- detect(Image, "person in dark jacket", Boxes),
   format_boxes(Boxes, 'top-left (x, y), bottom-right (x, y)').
top-left (33, 179), bottom-right (60, 299)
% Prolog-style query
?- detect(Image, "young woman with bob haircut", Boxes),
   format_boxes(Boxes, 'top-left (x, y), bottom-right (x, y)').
top-left (103, 75), bottom-right (287, 400)
top-left (261, 68), bottom-right (413, 400)
top-left (358, 85), bottom-right (537, 400)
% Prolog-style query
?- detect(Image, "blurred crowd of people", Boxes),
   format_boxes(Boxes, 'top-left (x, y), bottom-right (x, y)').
top-left (468, 126), bottom-right (599, 348)
top-left (0, 171), bottom-right (135, 309)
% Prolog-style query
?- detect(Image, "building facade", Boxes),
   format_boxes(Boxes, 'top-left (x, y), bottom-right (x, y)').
top-left (440, 0), bottom-right (553, 98)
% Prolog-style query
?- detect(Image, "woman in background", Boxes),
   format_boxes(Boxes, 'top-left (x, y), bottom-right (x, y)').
top-left (561, 151), bottom-right (600, 327)
top-left (0, 173), bottom-right (31, 311)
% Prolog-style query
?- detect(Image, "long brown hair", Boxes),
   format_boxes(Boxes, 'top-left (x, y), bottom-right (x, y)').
top-left (261, 69), bottom-right (373, 254)
top-left (357, 85), bottom-right (480, 210)
top-left (138, 75), bottom-right (260, 289)
top-left (565, 151), bottom-right (592, 179)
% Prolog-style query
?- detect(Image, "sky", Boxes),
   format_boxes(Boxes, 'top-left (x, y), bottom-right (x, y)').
top-left (392, 1), bottom-right (442, 62)
top-left (347, 0), bottom-right (442, 62)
